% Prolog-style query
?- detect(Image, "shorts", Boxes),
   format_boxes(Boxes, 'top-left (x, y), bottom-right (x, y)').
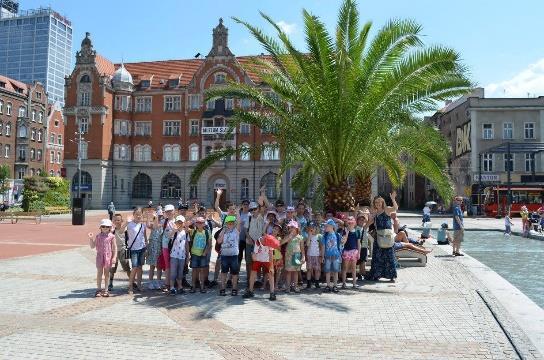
top-left (342, 249), bottom-right (359, 261)
top-left (157, 248), bottom-right (170, 271)
top-left (170, 257), bottom-right (186, 283)
top-left (393, 242), bottom-right (404, 250)
top-left (358, 248), bottom-right (368, 263)
top-left (251, 261), bottom-right (271, 273)
top-left (323, 256), bottom-right (340, 273)
top-left (306, 256), bottom-right (321, 270)
top-left (130, 247), bottom-right (146, 268)
top-left (111, 249), bottom-right (131, 274)
top-left (190, 254), bottom-right (209, 269)
top-left (453, 229), bottom-right (464, 243)
top-left (220, 255), bottom-right (239, 275)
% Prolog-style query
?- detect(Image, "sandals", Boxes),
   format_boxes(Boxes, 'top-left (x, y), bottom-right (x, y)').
top-left (219, 289), bottom-right (227, 296)
top-left (95, 290), bottom-right (103, 297)
top-left (231, 289), bottom-right (238, 296)
top-left (102, 291), bottom-right (110, 297)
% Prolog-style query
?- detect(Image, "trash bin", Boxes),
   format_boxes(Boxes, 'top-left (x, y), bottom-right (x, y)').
top-left (72, 197), bottom-right (85, 225)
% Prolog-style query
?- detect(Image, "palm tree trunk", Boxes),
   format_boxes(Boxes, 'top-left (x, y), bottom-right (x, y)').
top-left (354, 174), bottom-right (372, 207)
top-left (324, 179), bottom-right (355, 212)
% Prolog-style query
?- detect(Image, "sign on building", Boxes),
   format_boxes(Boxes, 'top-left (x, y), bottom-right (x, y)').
top-left (473, 174), bottom-right (499, 182)
top-left (455, 122), bottom-right (471, 157)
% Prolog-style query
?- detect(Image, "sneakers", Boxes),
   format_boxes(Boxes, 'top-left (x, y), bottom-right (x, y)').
top-left (170, 288), bottom-right (177, 295)
top-left (314, 280), bottom-right (320, 289)
top-left (324, 286), bottom-right (331, 293)
top-left (243, 291), bottom-right (255, 299)
top-left (306, 280), bottom-right (312, 289)
top-left (332, 286), bottom-right (339, 293)
top-left (269, 293), bottom-right (277, 301)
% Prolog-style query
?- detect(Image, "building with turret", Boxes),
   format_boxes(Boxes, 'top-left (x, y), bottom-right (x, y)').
top-left (63, 20), bottom-right (291, 209)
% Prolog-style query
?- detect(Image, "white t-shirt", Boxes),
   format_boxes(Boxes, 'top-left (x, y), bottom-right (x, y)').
top-left (253, 240), bottom-right (271, 262)
top-left (423, 206), bottom-right (431, 215)
top-left (127, 221), bottom-right (146, 250)
top-left (170, 230), bottom-right (188, 260)
top-left (307, 234), bottom-right (321, 257)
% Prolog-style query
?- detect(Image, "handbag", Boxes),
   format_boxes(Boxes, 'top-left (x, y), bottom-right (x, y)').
top-left (124, 224), bottom-right (143, 259)
top-left (291, 252), bottom-right (302, 266)
top-left (376, 229), bottom-right (394, 249)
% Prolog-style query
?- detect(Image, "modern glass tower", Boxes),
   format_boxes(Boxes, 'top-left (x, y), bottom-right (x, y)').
top-left (0, 0), bottom-right (72, 105)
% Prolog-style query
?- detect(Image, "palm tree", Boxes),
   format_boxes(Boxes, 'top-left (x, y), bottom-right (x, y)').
top-left (190, 0), bottom-right (473, 211)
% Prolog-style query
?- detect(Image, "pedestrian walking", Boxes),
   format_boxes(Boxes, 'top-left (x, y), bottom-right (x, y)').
top-left (107, 201), bottom-right (115, 221)
top-left (452, 196), bottom-right (465, 256)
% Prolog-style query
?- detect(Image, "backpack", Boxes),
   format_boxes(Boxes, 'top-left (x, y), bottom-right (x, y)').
top-left (190, 229), bottom-right (210, 251)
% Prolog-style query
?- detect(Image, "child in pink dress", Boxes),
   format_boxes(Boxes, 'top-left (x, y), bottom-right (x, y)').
top-left (89, 219), bottom-right (117, 297)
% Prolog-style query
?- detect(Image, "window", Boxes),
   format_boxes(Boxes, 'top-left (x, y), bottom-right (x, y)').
top-left (114, 95), bottom-right (131, 111)
top-left (214, 73), bottom-right (226, 84)
top-left (18, 106), bottom-right (26, 118)
top-left (188, 94), bottom-right (201, 110)
top-left (164, 96), bottom-right (181, 112)
top-left (50, 134), bottom-right (55, 144)
top-left (79, 141), bottom-right (88, 160)
top-left (6, 102), bottom-right (12, 116)
top-left (504, 153), bottom-right (514, 172)
top-left (205, 146), bottom-right (212, 156)
top-left (163, 121), bottom-right (181, 136)
top-left (168, 79), bottom-right (179, 88)
top-left (57, 151), bottom-right (61, 164)
top-left (50, 150), bottom-right (54, 163)
top-left (135, 97), bottom-right (152, 112)
top-left (114, 120), bottom-right (131, 136)
top-left (80, 74), bottom-right (91, 83)
top-left (483, 153), bottom-right (493, 172)
top-left (134, 145), bottom-right (151, 162)
top-left (225, 98), bottom-right (234, 110)
top-left (189, 120), bottom-right (199, 135)
top-left (261, 143), bottom-right (279, 160)
top-left (30, 148), bottom-right (35, 160)
top-left (241, 98), bottom-right (251, 110)
top-left (0, 122), bottom-right (2, 135)
top-left (79, 118), bottom-right (88, 133)
top-left (161, 173), bottom-right (182, 199)
top-left (18, 125), bottom-right (27, 138)
top-left (172, 145), bottom-right (180, 161)
top-left (17, 168), bottom-right (26, 180)
top-left (114, 144), bottom-right (130, 160)
top-left (37, 130), bottom-right (42, 142)
top-left (206, 99), bottom-right (215, 110)
top-left (31, 129), bottom-right (36, 141)
top-left (189, 184), bottom-right (198, 199)
top-left (5, 123), bottom-right (11, 136)
top-left (134, 121), bottom-right (152, 136)
top-left (240, 123), bottom-right (250, 134)
top-left (32, 110), bottom-right (36, 122)
top-left (189, 144), bottom-right (199, 161)
top-left (482, 124), bottom-right (493, 139)
top-left (37, 150), bottom-right (42, 161)
top-left (240, 143), bottom-right (250, 161)
top-left (57, 135), bottom-right (62, 145)
top-left (163, 145), bottom-right (172, 161)
top-left (525, 123), bottom-right (535, 139)
top-left (132, 173), bottom-right (152, 199)
top-left (241, 178), bottom-right (249, 200)
top-left (80, 91), bottom-right (90, 106)
top-left (4, 144), bottom-right (10, 157)
top-left (503, 123), bottom-right (513, 139)
top-left (38, 111), bottom-right (43, 123)
top-left (36, 92), bottom-right (42, 100)
top-left (139, 80), bottom-right (150, 89)
top-left (525, 153), bottom-right (535, 172)
top-left (18, 147), bottom-right (26, 161)
top-left (0, 100), bottom-right (3, 114)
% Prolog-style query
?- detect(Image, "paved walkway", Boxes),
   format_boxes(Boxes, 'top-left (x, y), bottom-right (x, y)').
top-left (0, 223), bottom-right (542, 359)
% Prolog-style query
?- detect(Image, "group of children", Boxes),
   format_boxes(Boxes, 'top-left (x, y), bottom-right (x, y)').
top-left (89, 189), bottom-right (376, 300)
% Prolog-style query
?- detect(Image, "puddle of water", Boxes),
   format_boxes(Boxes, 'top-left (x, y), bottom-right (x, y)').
top-left (460, 231), bottom-right (544, 309)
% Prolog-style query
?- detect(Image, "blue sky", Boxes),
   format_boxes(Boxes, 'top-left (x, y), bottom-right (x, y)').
top-left (21, 0), bottom-right (544, 97)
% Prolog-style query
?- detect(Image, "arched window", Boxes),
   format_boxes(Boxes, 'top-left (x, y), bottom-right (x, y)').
top-left (31, 110), bottom-right (36, 122)
top-left (72, 171), bottom-right (92, 190)
top-left (0, 100), bottom-right (3, 114)
top-left (260, 172), bottom-right (277, 199)
top-left (132, 173), bottom-right (152, 199)
top-left (240, 143), bottom-right (250, 161)
top-left (31, 128), bottom-right (36, 140)
top-left (172, 145), bottom-right (180, 161)
top-left (161, 173), bottom-right (181, 198)
top-left (143, 145), bottom-right (152, 161)
top-left (189, 144), bottom-right (199, 161)
top-left (6, 102), bottom-right (12, 116)
top-left (5, 122), bottom-right (11, 136)
top-left (37, 129), bottom-right (42, 142)
top-left (241, 178), bottom-right (249, 200)
top-left (120, 145), bottom-right (128, 160)
top-left (30, 169), bottom-right (35, 177)
top-left (271, 142), bottom-right (280, 160)
top-left (163, 144), bottom-right (172, 161)
top-left (18, 125), bottom-right (27, 138)
top-left (30, 148), bottom-right (35, 160)
top-left (80, 74), bottom-right (91, 83)
top-left (134, 145), bottom-right (142, 161)
top-left (0, 122), bottom-right (3, 135)
top-left (18, 106), bottom-right (26, 118)
top-left (261, 142), bottom-right (271, 160)
top-left (38, 111), bottom-right (44, 123)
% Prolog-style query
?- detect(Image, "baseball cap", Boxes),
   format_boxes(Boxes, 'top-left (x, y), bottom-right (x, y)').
top-left (224, 215), bottom-right (237, 223)
top-left (164, 204), bottom-right (175, 212)
top-left (323, 219), bottom-right (337, 229)
top-left (175, 215), bottom-right (186, 223)
top-left (286, 206), bottom-right (295, 212)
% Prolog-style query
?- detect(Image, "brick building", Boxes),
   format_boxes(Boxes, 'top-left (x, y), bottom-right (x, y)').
top-left (45, 101), bottom-right (64, 176)
top-left (63, 19), bottom-right (289, 209)
top-left (0, 74), bottom-right (56, 203)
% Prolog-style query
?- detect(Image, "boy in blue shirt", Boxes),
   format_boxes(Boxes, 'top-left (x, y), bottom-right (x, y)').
top-left (321, 219), bottom-right (341, 293)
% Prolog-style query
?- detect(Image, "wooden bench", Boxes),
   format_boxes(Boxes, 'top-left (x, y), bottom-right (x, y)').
top-left (44, 206), bottom-right (71, 215)
top-left (0, 212), bottom-right (43, 224)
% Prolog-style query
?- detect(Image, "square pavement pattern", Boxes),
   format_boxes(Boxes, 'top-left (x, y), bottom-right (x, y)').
top-left (0, 243), bottom-right (541, 359)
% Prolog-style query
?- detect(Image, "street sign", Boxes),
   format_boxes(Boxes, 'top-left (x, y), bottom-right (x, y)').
top-left (72, 184), bottom-right (92, 192)
top-left (473, 174), bottom-right (499, 182)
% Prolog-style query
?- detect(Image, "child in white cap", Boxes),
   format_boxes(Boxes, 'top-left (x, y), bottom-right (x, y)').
top-left (89, 219), bottom-right (117, 297)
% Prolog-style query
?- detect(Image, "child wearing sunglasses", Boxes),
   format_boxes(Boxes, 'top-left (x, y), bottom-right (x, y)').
top-left (89, 219), bottom-right (117, 297)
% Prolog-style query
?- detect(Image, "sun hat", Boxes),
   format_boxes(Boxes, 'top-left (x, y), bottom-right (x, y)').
top-left (195, 217), bottom-right (206, 223)
top-left (164, 204), bottom-right (175, 212)
top-left (266, 210), bottom-right (278, 218)
top-left (286, 206), bottom-right (295, 212)
top-left (249, 201), bottom-right (259, 210)
top-left (175, 215), bottom-right (186, 223)
top-left (323, 219), bottom-right (337, 229)
top-left (99, 219), bottom-right (113, 227)
top-left (224, 215), bottom-right (237, 223)
top-left (287, 220), bottom-right (299, 229)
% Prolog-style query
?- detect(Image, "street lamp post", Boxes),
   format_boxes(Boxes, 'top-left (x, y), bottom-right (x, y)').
top-left (77, 130), bottom-right (82, 198)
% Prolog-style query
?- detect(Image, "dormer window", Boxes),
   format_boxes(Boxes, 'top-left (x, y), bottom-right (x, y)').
top-left (140, 80), bottom-right (150, 89)
top-left (168, 79), bottom-right (179, 88)
top-left (0, 81), bottom-right (6, 88)
top-left (214, 73), bottom-right (226, 84)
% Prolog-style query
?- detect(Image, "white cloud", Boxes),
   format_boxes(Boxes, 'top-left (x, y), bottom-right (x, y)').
top-left (276, 20), bottom-right (297, 35)
top-left (486, 58), bottom-right (544, 98)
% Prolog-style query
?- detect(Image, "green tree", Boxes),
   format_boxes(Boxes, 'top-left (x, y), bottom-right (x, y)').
top-left (191, 0), bottom-right (472, 211)
top-left (0, 165), bottom-right (10, 198)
